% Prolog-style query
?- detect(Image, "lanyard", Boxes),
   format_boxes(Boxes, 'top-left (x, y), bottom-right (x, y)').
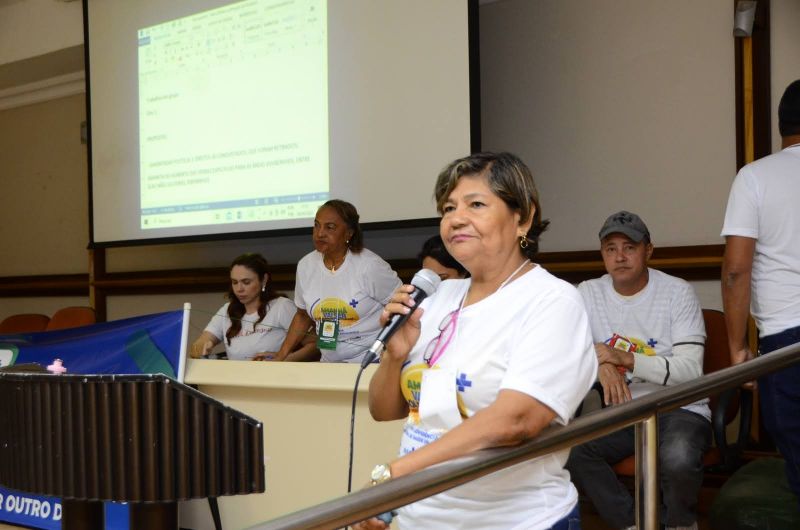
top-left (425, 259), bottom-right (531, 367)
top-left (498, 259), bottom-right (531, 289)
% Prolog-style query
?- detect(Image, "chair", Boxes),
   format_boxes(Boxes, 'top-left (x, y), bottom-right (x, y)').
top-left (611, 308), bottom-right (753, 476)
top-left (0, 313), bottom-right (50, 334)
top-left (45, 306), bottom-right (96, 331)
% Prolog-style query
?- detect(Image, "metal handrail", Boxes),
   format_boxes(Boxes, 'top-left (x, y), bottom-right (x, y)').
top-left (248, 341), bottom-right (800, 530)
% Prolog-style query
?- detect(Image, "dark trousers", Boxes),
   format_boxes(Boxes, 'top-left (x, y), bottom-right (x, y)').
top-left (566, 409), bottom-right (710, 529)
top-left (758, 326), bottom-right (800, 505)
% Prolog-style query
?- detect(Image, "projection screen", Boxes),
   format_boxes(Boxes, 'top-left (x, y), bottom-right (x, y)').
top-left (85, 0), bottom-right (475, 245)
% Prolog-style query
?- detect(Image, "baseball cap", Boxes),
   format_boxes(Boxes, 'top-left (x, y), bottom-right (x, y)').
top-left (598, 211), bottom-right (651, 243)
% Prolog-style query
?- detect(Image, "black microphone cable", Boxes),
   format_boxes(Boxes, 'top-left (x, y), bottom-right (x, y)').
top-left (347, 347), bottom-right (373, 493)
top-left (347, 350), bottom-right (397, 526)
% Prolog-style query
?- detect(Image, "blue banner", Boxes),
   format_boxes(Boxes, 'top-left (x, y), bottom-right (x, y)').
top-left (0, 309), bottom-right (185, 377)
top-left (0, 309), bottom-right (188, 529)
top-left (0, 490), bottom-right (61, 530)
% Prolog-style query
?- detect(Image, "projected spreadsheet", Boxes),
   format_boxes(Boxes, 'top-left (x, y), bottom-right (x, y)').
top-left (138, 0), bottom-right (328, 230)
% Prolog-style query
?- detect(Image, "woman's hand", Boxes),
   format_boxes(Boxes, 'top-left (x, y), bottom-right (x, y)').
top-left (190, 332), bottom-right (219, 358)
top-left (350, 480), bottom-right (394, 530)
top-left (380, 284), bottom-right (424, 362)
top-left (192, 341), bottom-right (213, 358)
top-left (597, 362), bottom-right (631, 406)
top-left (252, 352), bottom-right (278, 361)
top-left (368, 286), bottom-right (419, 420)
top-left (351, 517), bottom-right (389, 530)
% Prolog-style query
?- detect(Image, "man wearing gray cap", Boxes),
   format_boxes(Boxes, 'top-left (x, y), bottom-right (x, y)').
top-left (566, 210), bottom-right (710, 530)
top-left (722, 79), bottom-right (800, 504)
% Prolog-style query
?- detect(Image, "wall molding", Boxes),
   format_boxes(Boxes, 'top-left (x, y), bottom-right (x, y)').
top-left (0, 70), bottom-right (85, 111)
top-left (0, 244), bottom-right (725, 300)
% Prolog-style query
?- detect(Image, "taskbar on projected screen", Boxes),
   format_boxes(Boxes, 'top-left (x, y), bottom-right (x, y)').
top-left (141, 201), bottom-right (325, 229)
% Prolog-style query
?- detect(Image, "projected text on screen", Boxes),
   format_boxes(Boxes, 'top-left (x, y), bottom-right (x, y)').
top-left (138, 0), bottom-right (329, 230)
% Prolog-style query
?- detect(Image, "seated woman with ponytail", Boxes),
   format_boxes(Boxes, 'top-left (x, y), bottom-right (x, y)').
top-left (191, 253), bottom-right (319, 361)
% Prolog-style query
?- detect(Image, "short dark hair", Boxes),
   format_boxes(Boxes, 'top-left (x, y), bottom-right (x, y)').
top-left (434, 152), bottom-right (550, 258)
top-left (779, 79), bottom-right (800, 137)
top-left (319, 199), bottom-right (364, 252)
top-left (417, 235), bottom-right (468, 277)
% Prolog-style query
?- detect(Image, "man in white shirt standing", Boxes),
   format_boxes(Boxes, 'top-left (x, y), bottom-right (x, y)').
top-left (721, 79), bottom-right (800, 506)
top-left (567, 211), bottom-right (710, 530)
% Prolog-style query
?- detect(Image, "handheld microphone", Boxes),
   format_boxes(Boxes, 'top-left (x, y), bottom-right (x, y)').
top-left (361, 268), bottom-right (441, 368)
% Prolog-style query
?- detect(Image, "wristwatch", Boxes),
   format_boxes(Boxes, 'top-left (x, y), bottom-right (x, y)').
top-left (370, 463), bottom-right (392, 485)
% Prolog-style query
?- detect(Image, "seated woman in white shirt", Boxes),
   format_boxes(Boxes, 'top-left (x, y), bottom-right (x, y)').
top-left (271, 200), bottom-right (401, 364)
top-left (191, 253), bottom-right (319, 361)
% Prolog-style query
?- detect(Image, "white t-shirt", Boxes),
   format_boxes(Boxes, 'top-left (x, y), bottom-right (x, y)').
top-left (721, 145), bottom-right (800, 337)
top-left (396, 265), bottom-right (596, 530)
top-left (294, 248), bottom-right (401, 363)
top-left (204, 297), bottom-right (297, 361)
top-left (578, 268), bottom-right (710, 420)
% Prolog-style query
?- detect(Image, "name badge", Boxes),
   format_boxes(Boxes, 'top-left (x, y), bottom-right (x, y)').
top-left (317, 318), bottom-right (339, 350)
top-left (418, 368), bottom-right (462, 431)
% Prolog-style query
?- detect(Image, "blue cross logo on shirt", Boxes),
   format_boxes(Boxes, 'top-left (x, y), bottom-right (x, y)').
top-left (647, 338), bottom-right (658, 348)
top-left (456, 373), bottom-right (473, 392)
top-left (349, 298), bottom-right (359, 308)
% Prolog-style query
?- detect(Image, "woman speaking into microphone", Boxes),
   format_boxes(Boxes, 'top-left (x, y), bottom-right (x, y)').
top-left (269, 199), bottom-right (401, 364)
top-left (357, 152), bottom-right (597, 530)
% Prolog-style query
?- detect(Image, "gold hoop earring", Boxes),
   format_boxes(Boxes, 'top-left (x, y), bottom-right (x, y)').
top-left (519, 236), bottom-right (529, 250)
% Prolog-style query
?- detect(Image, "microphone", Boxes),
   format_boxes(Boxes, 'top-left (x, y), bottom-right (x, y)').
top-left (361, 268), bottom-right (441, 368)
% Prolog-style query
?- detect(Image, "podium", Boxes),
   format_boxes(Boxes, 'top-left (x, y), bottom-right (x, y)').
top-left (0, 372), bottom-right (265, 529)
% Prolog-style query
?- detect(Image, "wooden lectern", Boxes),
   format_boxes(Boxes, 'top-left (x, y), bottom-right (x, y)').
top-left (0, 372), bottom-right (265, 529)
